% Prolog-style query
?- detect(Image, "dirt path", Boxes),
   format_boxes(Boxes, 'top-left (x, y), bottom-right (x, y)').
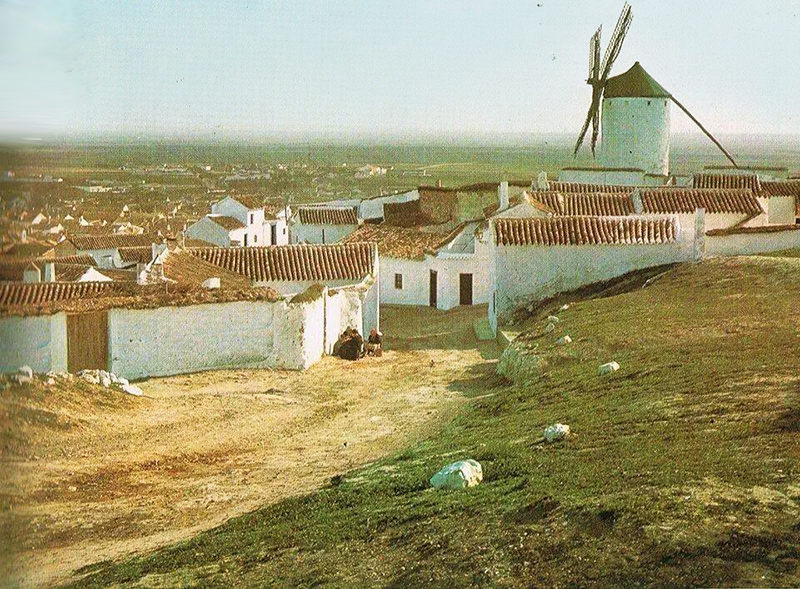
top-left (1, 305), bottom-right (498, 587)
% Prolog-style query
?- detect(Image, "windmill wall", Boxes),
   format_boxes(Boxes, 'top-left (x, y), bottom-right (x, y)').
top-left (601, 96), bottom-right (670, 177)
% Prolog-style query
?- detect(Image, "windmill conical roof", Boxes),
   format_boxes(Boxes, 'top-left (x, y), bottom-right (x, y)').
top-left (604, 62), bottom-right (671, 98)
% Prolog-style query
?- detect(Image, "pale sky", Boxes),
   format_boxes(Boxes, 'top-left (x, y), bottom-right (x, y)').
top-left (1, 0), bottom-right (798, 139)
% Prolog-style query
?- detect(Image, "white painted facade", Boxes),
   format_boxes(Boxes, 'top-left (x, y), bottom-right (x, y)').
top-left (558, 168), bottom-right (647, 186)
top-left (705, 227), bottom-right (800, 257)
top-left (764, 196), bottom-right (796, 225)
top-left (0, 313), bottom-right (67, 373)
top-left (291, 222), bottom-right (359, 245)
top-left (78, 247), bottom-right (119, 268)
top-left (359, 189), bottom-right (419, 221)
top-left (379, 225), bottom-right (491, 311)
top-left (601, 96), bottom-right (671, 177)
top-left (211, 197), bottom-right (267, 246)
top-left (185, 217), bottom-right (239, 247)
top-left (488, 220), bottom-right (694, 333)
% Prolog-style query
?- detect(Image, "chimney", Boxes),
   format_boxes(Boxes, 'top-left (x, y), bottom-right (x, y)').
top-left (537, 171), bottom-right (549, 190)
top-left (202, 277), bottom-right (220, 290)
top-left (44, 262), bottom-right (56, 282)
top-left (498, 181), bottom-right (509, 211)
top-left (693, 208), bottom-right (706, 262)
top-left (23, 263), bottom-right (41, 283)
top-left (631, 188), bottom-right (644, 214)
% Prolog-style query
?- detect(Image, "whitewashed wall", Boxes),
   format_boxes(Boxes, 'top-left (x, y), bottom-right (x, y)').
top-left (78, 248), bottom-right (118, 268)
top-left (767, 197), bottom-right (796, 225)
top-left (359, 190), bottom-right (418, 220)
top-left (186, 217), bottom-right (232, 247)
top-left (491, 239), bottom-right (693, 331)
top-left (291, 223), bottom-right (359, 245)
top-left (705, 228), bottom-right (800, 257)
top-left (557, 168), bottom-right (646, 186)
top-left (601, 96), bottom-right (670, 177)
top-left (0, 313), bottom-right (67, 373)
top-left (380, 257), bottom-right (429, 306)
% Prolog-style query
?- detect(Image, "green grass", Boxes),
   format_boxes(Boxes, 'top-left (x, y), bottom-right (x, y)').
top-left (70, 256), bottom-right (800, 587)
top-left (759, 247), bottom-right (800, 259)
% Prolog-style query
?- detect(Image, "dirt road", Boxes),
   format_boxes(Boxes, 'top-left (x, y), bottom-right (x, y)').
top-left (1, 305), bottom-right (498, 587)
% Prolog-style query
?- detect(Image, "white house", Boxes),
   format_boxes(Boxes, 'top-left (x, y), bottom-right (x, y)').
top-left (342, 222), bottom-right (490, 311)
top-left (488, 215), bottom-right (694, 333)
top-left (186, 195), bottom-right (290, 248)
top-left (290, 207), bottom-right (360, 244)
top-left (189, 242), bottom-right (379, 337)
top-left (54, 234), bottom-right (156, 268)
top-left (185, 215), bottom-right (247, 247)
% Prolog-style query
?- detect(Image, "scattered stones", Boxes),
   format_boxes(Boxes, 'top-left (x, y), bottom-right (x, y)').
top-left (544, 322), bottom-right (555, 334)
top-left (547, 316), bottom-right (560, 324)
top-left (559, 304), bottom-right (570, 312)
top-left (18, 366), bottom-right (33, 379)
top-left (430, 459), bottom-right (483, 490)
top-left (556, 335), bottom-right (572, 346)
top-left (79, 370), bottom-right (143, 396)
top-left (598, 361), bottom-right (620, 375)
top-left (544, 423), bottom-right (570, 443)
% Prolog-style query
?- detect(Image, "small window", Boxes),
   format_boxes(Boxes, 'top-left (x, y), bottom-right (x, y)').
top-left (250, 213), bottom-right (255, 224)
top-left (253, 234), bottom-right (257, 244)
top-left (394, 273), bottom-right (403, 289)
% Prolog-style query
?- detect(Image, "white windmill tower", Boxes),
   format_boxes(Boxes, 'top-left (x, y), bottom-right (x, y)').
top-left (572, 3), bottom-right (738, 183)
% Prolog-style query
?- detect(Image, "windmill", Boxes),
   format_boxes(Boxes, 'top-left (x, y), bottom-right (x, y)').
top-left (573, 3), bottom-right (633, 158)
top-left (573, 4), bottom-right (738, 172)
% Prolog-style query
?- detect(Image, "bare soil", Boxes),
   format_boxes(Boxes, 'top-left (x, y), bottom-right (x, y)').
top-left (0, 305), bottom-right (497, 587)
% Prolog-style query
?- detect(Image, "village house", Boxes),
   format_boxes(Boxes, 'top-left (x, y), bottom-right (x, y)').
top-left (0, 243), bottom-right (380, 378)
top-left (51, 234), bottom-right (156, 268)
top-left (488, 215), bottom-right (694, 333)
top-left (185, 195), bottom-right (289, 247)
top-left (290, 207), bottom-right (360, 244)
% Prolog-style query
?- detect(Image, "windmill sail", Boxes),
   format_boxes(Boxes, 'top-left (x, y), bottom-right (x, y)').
top-left (573, 4), bottom-right (633, 157)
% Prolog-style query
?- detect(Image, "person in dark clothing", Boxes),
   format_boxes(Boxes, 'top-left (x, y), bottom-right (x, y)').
top-left (339, 327), bottom-right (363, 361)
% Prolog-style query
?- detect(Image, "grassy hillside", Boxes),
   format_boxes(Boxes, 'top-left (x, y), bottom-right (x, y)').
top-left (72, 255), bottom-right (800, 587)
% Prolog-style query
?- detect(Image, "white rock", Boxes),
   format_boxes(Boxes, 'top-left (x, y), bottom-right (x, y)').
top-left (544, 423), bottom-right (570, 443)
top-left (121, 384), bottom-right (143, 396)
top-left (14, 374), bottom-right (32, 385)
top-left (18, 366), bottom-right (33, 378)
top-left (430, 459), bottom-right (483, 490)
top-left (598, 361), bottom-right (620, 375)
top-left (100, 376), bottom-right (112, 388)
top-left (114, 377), bottom-right (130, 387)
top-left (80, 372), bottom-right (99, 384)
top-left (47, 378), bottom-right (55, 385)
top-left (556, 335), bottom-right (572, 346)
top-left (547, 315), bottom-right (560, 324)
top-left (544, 322), bottom-right (555, 334)
top-left (559, 304), bottom-right (570, 312)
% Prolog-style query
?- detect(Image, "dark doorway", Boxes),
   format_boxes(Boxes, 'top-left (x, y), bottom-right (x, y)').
top-left (270, 224), bottom-right (277, 245)
top-left (429, 270), bottom-right (438, 308)
top-left (67, 311), bottom-right (108, 373)
top-left (459, 273), bottom-right (473, 306)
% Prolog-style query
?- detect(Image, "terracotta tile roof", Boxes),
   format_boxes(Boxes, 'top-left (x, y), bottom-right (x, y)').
top-left (705, 224), bottom-right (800, 236)
top-left (494, 216), bottom-right (678, 246)
top-left (159, 250), bottom-right (252, 288)
top-left (68, 234), bottom-right (156, 250)
top-left (0, 281), bottom-right (280, 317)
top-left (342, 224), bottom-right (461, 260)
top-left (0, 281), bottom-right (116, 308)
top-left (0, 255), bottom-right (97, 281)
top-left (52, 264), bottom-right (93, 282)
top-left (640, 188), bottom-right (763, 215)
top-left (94, 268), bottom-right (138, 282)
top-left (529, 191), bottom-right (634, 216)
top-left (761, 180), bottom-right (800, 198)
top-left (208, 216), bottom-right (246, 231)
top-left (693, 173), bottom-right (762, 192)
top-left (0, 242), bottom-right (54, 258)
top-left (188, 243), bottom-right (376, 282)
top-left (296, 207), bottom-right (358, 225)
top-left (117, 246), bottom-right (153, 264)
top-left (227, 194), bottom-right (264, 210)
top-left (543, 182), bottom-right (633, 194)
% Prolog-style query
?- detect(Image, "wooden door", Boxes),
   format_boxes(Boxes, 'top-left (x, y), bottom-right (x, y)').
top-left (429, 270), bottom-right (438, 308)
top-left (459, 273), bottom-right (473, 306)
top-left (67, 311), bottom-right (108, 373)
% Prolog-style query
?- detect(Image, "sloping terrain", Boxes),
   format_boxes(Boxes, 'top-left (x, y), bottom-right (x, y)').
top-left (1, 306), bottom-right (495, 588)
top-left (70, 254), bottom-right (800, 587)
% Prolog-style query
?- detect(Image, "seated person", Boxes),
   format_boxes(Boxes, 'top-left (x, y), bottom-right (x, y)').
top-left (365, 328), bottom-right (383, 356)
top-left (339, 327), bottom-right (363, 361)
